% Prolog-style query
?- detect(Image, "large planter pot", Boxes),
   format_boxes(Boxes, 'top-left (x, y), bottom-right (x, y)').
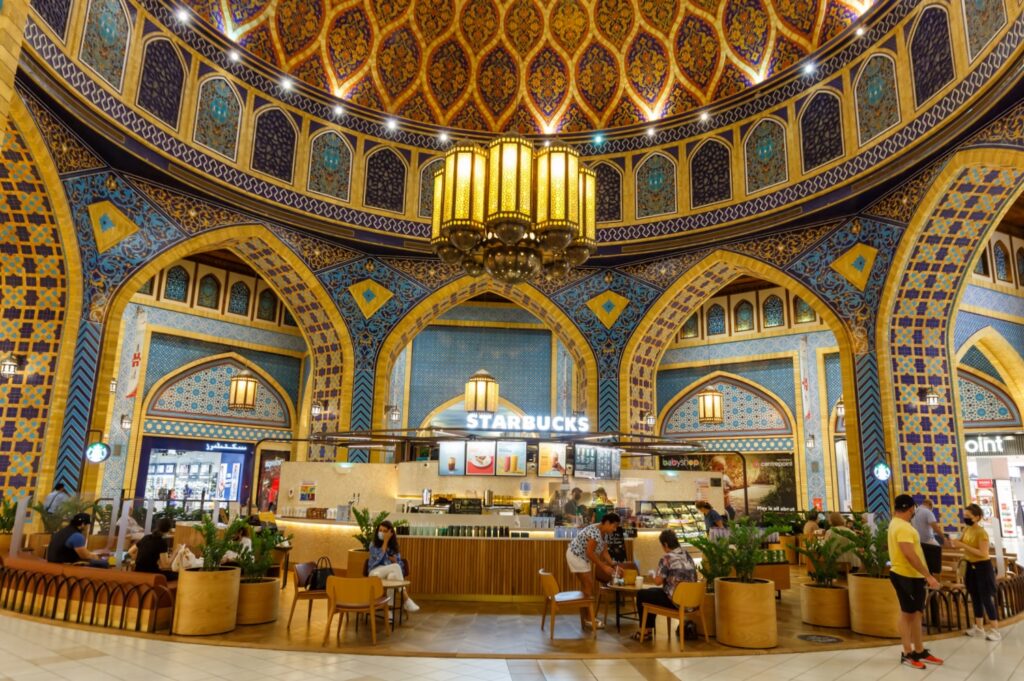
top-left (776, 535), bottom-right (799, 565)
top-left (236, 577), bottom-right (281, 625)
top-left (714, 578), bottom-right (777, 649)
top-left (695, 591), bottom-right (716, 637)
top-left (26, 532), bottom-right (51, 556)
top-left (848, 574), bottom-right (899, 638)
top-left (800, 583), bottom-right (850, 628)
top-left (0, 534), bottom-right (11, 556)
top-left (173, 567), bottom-right (240, 635)
top-left (347, 548), bottom-right (369, 577)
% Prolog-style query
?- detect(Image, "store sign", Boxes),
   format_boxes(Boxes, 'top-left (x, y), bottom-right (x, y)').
top-left (995, 479), bottom-right (1018, 538)
top-left (205, 442), bottom-right (248, 452)
top-left (873, 462), bottom-right (892, 482)
top-left (964, 435), bottom-right (1024, 457)
top-left (84, 441), bottom-right (111, 463)
top-left (465, 413), bottom-right (590, 432)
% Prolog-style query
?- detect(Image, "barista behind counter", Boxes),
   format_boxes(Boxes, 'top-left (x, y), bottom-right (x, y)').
top-left (561, 487), bottom-right (615, 524)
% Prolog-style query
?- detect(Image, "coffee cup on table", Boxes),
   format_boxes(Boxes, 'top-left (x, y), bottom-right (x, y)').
top-left (635, 576), bottom-right (644, 587)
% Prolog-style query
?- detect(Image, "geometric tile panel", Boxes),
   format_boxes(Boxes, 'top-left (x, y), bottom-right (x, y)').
top-left (0, 119), bottom-right (69, 499)
top-left (142, 418), bottom-right (291, 443)
top-left (889, 165), bottom-right (1024, 530)
top-left (958, 371), bottom-right (1021, 428)
top-left (663, 378), bottom-right (792, 437)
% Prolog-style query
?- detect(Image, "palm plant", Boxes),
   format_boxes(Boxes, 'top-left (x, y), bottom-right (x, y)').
top-left (237, 527), bottom-right (291, 583)
top-left (195, 514), bottom-right (248, 571)
top-left (30, 496), bottom-right (101, 533)
top-left (689, 532), bottom-right (733, 593)
top-left (0, 497), bottom-right (17, 534)
top-left (796, 535), bottom-right (846, 587)
top-left (351, 508), bottom-right (407, 550)
top-left (834, 516), bottom-right (889, 578)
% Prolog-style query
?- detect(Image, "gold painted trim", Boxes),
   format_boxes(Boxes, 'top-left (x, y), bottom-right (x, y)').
top-left (131, 297), bottom-right (305, 337)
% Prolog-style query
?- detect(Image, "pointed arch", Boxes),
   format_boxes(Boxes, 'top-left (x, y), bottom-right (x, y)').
top-left (193, 75), bottom-right (243, 160)
top-left (689, 138), bottom-right (732, 208)
top-left (363, 145), bottom-right (408, 213)
top-left (656, 371), bottom-right (796, 439)
top-left (854, 52), bottom-right (901, 146)
top-left (372, 278), bottom-right (599, 430)
top-left (251, 106), bottom-right (298, 183)
top-left (799, 89), bottom-right (844, 173)
top-left (591, 160), bottom-right (623, 223)
top-left (79, 0), bottom-right (131, 91)
top-left (909, 4), bottom-right (955, 107)
top-left (136, 36), bottom-right (187, 129)
top-left (956, 326), bottom-right (1024, 423)
top-left (992, 240), bottom-right (1012, 282)
top-left (743, 117), bottom-right (788, 194)
top-left (307, 129), bottom-right (353, 201)
top-left (635, 151), bottom-right (677, 219)
top-left (417, 156), bottom-right (443, 219)
top-left (955, 367), bottom-right (1022, 430)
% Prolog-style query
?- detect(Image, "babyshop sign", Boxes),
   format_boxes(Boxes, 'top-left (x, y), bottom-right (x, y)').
top-left (963, 435), bottom-right (1024, 457)
top-left (465, 413), bottom-right (591, 433)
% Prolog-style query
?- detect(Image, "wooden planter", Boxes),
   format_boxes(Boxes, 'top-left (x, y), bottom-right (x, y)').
top-left (347, 548), bottom-right (369, 577)
top-left (173, 567), bottom-right (240, 635)
top-left (848, 574), bottom-right (899, 638)
top-left (0, 534), bottom-right (11, 556)
top-left (237, 577), bottom-right (280, 625)
top-left (695, 591), bottom-right (716, 637)
top-left (714, 578), bottom-right (777, 649)
top-left (800, 584), bottom-right (850, 628)
top-left (26, 533), bottom-right (51, 556)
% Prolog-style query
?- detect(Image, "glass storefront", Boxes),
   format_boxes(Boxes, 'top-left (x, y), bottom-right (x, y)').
top-left (965, 433), bottom-right (1023, 544)
top-left (136, 436), bottom-right (253, 505)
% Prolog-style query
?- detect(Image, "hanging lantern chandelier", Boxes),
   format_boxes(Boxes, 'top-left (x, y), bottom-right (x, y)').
top-left (431, 137), bottom-right (597, 284)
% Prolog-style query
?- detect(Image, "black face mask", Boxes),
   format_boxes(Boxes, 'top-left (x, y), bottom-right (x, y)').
top-left (963, 517), bottom-right (975, 526)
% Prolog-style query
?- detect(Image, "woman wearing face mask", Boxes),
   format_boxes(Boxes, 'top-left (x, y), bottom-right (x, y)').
top-left (951, 504), bottom-right (999, 641)
top-left (368, 520), bottom-right (420, 613)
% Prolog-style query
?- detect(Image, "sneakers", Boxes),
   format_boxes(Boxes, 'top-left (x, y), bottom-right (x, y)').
top-left (985, 628), bottom-right (1002, 642)
top-left (913, 649), bottom-right (944, 666)
top-left (403, 597), bottom-right (420, 613)
top-left (966, 625), bottom-right (986, 638)
top-left (901, 653), bottom-right (926, 670)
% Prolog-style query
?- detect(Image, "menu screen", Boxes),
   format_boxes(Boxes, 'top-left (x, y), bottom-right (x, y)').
top-left (495, 440), bottom-right (527, 476)
top-left (466, 441), bottom-right (496, 475)
top-left (538, 442), bottom-right (568, 477)
top-left (594, 446), bottom-right (621, 480)
top-left (573, 445), bottom-right (597, 478)
top-left (438, 441), bottom-right (466, 476)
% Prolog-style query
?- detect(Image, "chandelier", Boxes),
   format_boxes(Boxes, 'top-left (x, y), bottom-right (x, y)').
top-left (430, 137), bottom-right (597, 284)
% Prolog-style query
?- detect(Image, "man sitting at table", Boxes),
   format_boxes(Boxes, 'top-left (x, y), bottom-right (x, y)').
top-left (632, 529), bottom-right (698, 642)
top-left (47, 513), bottom-right (109, 568)
top-left (566, 513), bottom-right (621, 609)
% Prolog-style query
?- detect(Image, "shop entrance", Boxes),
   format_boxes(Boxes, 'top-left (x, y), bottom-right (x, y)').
top-left (965, 433), bottom-right (1024, 546)
top-left (135, 436), bottom-right (254, 510)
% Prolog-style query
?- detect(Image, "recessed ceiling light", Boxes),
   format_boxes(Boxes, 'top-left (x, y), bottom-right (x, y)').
top-left (543, 140), bottom-right (551, 147)
top-left (386, 118), bottom-right (398, 131)
top-left (855, 27), bottom-right (865, 37)
top-left (333, 105), bottom-right (344, 117)
top-left (646, 127), bottom-right (655, 137)
top-left (439, 131), bottom-right (449, 142)
top-left (280, 77), bottom-right (293, 90)
top-left (700, 111), bottom-right (710, 123)
top-left (175, 8), bottom-right (190, 22)
top-left (803, 62), bottom-right (816, 75)
top-left (228, 49), bottom-right (240, 62)
top-left (594, 134), bottom-right (604, 144)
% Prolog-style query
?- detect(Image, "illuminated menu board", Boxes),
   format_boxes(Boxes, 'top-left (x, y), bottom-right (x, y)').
top-left (495, 441), bottom-right (526, 476)
top-left (573, 445), bottom-right (597, 478)
top-left (538, 442), bottom-right (568, 477)
top-left (438, 441), bottom-right (466, 476)
top-left (466, 440), bottom-right (497, 476)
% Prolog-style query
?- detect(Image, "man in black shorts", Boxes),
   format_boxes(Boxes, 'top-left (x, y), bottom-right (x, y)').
top-left (889, 494), bottom-right (943, 669)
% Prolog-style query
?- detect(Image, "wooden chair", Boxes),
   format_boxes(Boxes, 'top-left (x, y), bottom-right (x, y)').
top-left (538, 569), bottom-right (596, 640)
top-left (287, 562), bottom-right (328, 629)
top-left (322, 575), bottom-right (390, 646)
top-left (639, 580), bottom-right (709, 652)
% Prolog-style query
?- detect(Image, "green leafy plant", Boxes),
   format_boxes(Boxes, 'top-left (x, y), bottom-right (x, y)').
top-left (796, 535), bottom-right (847, 588)
top-left (238, 527), bottom-right (291, 583)
top-left (761, 512), bottom-right (802, 534)
top-left (195, 515), bottom-right (248, 571)
top-left (728, 517), bottom-right (789, 583)
top-left (351, 508), bottom-right (407, 550)
top-left (689, 532), bottom-right (733, 593)
top-left (0, 498), bottom-right (17, 534)
top-left (834, 516), bottom-right (890, 578)
top-left (30, 496), bottom-right (101, 534)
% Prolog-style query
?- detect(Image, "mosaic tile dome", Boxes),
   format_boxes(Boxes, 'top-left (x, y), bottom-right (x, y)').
top-left (186, 0), bottom-right (867, 132)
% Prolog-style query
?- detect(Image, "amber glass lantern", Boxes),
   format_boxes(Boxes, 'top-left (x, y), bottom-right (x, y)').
top-left (464, 369), bottom-right (499, 414)
top-left (566, 166), bottom-right (596, 266)
top-left (229, 368), bottom-right (259, 409)
top-left (535, 144), bottom-right (580, 252)
top-left (431, 168), bottom-right (461, 265)
top-left (437, 144), bottom-right (487, 253)
top-left (486, 136), bottom-right (533, 245)
top-left (697, 387), bottom-right (724, 425)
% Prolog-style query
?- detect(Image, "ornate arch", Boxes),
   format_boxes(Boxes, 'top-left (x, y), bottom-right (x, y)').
top-left (877, 147), bottom-right (1024, 528)
top-left (657, 371), bottom-right (796, 439)
top-left (621, 249), bottom-right (863, 508)
top-left (956, 326), bottom-right (1024, 425)
top-left (372, 277), bottom-right (599, 430)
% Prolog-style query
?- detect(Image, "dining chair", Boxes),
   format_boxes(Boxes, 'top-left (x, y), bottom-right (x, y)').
top-left (538, 569), bottom-right (596, 640)
top-left (322, 575), bottom-right (390, 646)
top-left (639, 580), bottom-right (709, 651)
top-left (286, 562), bottom-right (328, 629)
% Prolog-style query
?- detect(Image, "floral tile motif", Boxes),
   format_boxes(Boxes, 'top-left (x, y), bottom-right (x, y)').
top-left (964, 0), bottom-right (1007, 61)
top-left (636, 152), bottom-right (677, 219)
top-left (690, 139), bottom-right (731, 207)
top-left (745, 118), bottom-right (788, 193)
top-left (428, 40), bottom-right (470, 112)
top-left (855, 54), bottom-right (900, 145)
top-left (273, 0), bottom-right (323, 60)
top-left (308, 131), bottom-right (352, 202)
top-left (910, 5), bottom-right (955, 107)
top-left (193, 77), bottom-right (241, 160)
top-left (363, 146), bottom-right (407, 214)
top-left (79, 0), bottom-right (129, 91)
top-left (137, 39), bottom-right (185, 129)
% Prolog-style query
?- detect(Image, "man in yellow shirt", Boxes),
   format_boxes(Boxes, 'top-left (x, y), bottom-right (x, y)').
top-left (888, 494), bottom-right (942, 669)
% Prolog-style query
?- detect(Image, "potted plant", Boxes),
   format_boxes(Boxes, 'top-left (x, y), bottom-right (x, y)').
top-left (0, 498), bottom-right (16, 555)
top-left (763, 511), bottom-right (801, 564)
top-left (236, 527), bottom-right (291, 625)
top-left (796, 535), bottom-right (850, 627)
top-left (689, 532), bottom-right (732, 636)
top-left (714, 517), bottom-right (785, 649)
top-left (835, 517), bottom-right (898, 637)
top-left (172, 515), bottom-right (247, 636)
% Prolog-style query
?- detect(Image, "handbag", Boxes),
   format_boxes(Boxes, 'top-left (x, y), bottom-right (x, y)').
top-left (306, 556), bottom-right (333, 591)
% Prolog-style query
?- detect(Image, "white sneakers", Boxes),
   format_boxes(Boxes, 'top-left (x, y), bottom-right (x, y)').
top-left (966, 625), bottom-right (1002, 642)
top-left (403, 597), bottom-right (421, 612)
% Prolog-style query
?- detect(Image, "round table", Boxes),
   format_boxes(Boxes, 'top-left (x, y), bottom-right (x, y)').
top-left (600, 582), bottom-right (649, 632)
top-left (381, 578), bottom-right (411, 629)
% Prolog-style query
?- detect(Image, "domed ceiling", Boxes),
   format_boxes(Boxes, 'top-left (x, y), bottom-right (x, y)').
top-left (185, 0), bottom-right (867, 133)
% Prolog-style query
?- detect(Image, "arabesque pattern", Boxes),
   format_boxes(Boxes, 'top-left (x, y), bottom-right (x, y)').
top-left (181, 0), bottom-right (864, 132)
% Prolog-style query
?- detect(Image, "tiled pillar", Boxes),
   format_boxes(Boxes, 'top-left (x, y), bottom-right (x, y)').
top-left (0, 0), bottom-right (28, 126)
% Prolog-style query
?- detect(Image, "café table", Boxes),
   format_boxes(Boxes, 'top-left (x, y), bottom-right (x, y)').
top-left (599, 582), bottom-right (645, 632)
top-left (381, 578), bottom-right (411, 630)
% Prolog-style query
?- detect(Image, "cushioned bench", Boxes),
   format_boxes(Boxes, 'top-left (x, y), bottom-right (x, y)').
top-left (0, 555), bottom-right (175, 632)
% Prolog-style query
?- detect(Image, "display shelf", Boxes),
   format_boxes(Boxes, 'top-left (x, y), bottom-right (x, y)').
top-left (635, 500), bottom-right (707, 540)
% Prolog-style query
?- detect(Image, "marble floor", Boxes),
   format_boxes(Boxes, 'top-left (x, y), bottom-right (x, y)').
top-left (0, 611), bottom-right (1021, 681)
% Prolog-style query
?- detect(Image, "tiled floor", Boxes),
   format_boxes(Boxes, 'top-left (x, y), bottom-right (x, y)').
top-left (0, 612), bottom-right (1021, 681)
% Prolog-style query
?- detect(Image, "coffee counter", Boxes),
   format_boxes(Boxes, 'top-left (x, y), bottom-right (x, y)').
top-left (277, 518), bottom-right (679, 600)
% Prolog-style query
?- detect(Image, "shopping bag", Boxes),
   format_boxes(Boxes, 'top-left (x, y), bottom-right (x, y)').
top-left (307, 556), bottom-right (333, 590)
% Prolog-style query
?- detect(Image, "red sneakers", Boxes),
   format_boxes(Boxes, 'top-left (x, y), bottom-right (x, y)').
top-left (901, 653), bottom-right (926, 669)
top-left (914, 649), bottom-right (944, 666)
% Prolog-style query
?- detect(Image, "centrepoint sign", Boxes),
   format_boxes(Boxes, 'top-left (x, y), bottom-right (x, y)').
top-left (964, 435), bottom-right (1023, 457)
top-left (466, 413), bottom-right (590, 433)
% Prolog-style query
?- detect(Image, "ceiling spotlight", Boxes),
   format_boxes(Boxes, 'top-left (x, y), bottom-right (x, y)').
top-left (228, 49), bottom-right (240, 63)
top-left (803, 62), bottom-right (816, 75)
top-left (439, 131), bottom-right (449, 142)
top-left (543, 139), bottom-right (551, 147)
top-left (855, 27), bottom-right (865, 37)
top-left (699, 111), bottom-right (710, 123)
top-left (333, 104), bottom-right (344, 117)
top-left (280, 77), bottom-right (293, 91)
top-left (646, 127), bottom-right (656, 137)
top-left (385, 118), bottom-right (398, 131)
top-left (593, 134), bottom-right (604, 145)
top-left (175, 7), bottom-right (190, 22)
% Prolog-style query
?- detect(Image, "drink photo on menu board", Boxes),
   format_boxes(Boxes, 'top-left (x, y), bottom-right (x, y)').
top-left (466, 440), bottom-right (497, 475)
top-left (495, 440), bottom-right (526, 476)
top-left (538, 442), bottom-right (568, 477)
top-left (438, 440), bottom-right (466, 476)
